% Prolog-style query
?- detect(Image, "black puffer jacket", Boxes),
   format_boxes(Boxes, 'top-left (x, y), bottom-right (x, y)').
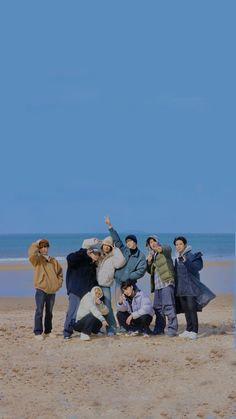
top-left (66, 249), bottom-right (98, 298)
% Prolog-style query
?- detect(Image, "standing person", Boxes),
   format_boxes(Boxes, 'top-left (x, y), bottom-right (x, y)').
top-left (63, 246), bottom-right (100, 340)
top-left (174, 236), bottom-right (215, 340)
top-left (28, 239), bottom-right (63, 341)
top-left (82, 236), bottom-right (126, 336)
top-left (116, 280), bottom-right (154, 337)
top-left (105, 216), bottom-right (146, 299)
top-left (73, 286), bottom-right (109, 341)
top-left (146, 235), bottom-right (178, 337)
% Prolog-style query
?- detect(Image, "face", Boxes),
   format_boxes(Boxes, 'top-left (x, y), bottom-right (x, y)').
top-left (102, 244), bottom-right (112, 254)
top-left (39, 246), bottom-right (49, 256)
top-left (148, 239), bottom-right (159, 251)
top-left (95, 288), bottom-right (102, 299)
top-left (123, 285), bottom-right (133, 297)
top-left (126, 239), bottom-right (137, 250)
top-left (175, 240), bottom-right (186, 254)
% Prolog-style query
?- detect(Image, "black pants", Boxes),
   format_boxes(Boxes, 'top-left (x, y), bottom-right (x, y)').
top-left (179, 296), bottom-right (198, 333)
top-left (117, 311), bottom-right (152, 333)
top-left (73, 313), bottom-right (102, 335)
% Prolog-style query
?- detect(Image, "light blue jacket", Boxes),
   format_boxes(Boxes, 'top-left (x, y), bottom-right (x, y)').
top-left (117, 290), bottom-right (154, 319)
top-left (108, 228), bottom-right (146, 285)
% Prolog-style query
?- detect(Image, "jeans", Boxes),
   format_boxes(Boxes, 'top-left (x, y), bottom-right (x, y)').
top-left (179, 296), bottom-right (198, 333)
top-left (73, 313), bottom-right (102, 335)
top-left (34, 289), bottom-right (55, 335)
top-left (153, 285), bottom-right (178, 336)
top-left (117, 311), bottom-right (153, 333)
top-left (100, 286), bottom-right (117, 333)
top-left (64, 293), bottom-right (80, 338)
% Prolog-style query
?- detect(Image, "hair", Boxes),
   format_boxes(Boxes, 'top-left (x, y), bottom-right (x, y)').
top-left (120, 279), bottom-right (137, 291)
top-left (173, 236), bottom-right (187, 246)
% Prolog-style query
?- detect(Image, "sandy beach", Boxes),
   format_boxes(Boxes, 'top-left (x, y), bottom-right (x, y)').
top-left (0, 292), bottom-right (235, 419)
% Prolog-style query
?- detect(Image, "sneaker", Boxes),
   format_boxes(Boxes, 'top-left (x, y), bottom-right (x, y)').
top-left (188, 332), bottom-right (198, 340)
top-left (107, 331), bottom-right (115, 337)
top-left (34, 334), bottom-right (44, 341)
top-left (125, 330), bottom-right (139, 337)
top-left (179, 330), bottom-right (191, 338)
top-left (142, 332), bottom-right (151, 338)
top-left (64, 336), bottom-right (72, 341)
top-left (80, 333), bottom-right (90, 341)
top-left (116, 326), bottom-right (126, 335)
top-left (94, 331), bottom-right (104, 336)
top-left (44, 333), bottom-right (57, 338)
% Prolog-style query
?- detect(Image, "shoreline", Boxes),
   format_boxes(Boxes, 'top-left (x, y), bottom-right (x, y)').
top-left (0, 259), bottom-right (234, 271)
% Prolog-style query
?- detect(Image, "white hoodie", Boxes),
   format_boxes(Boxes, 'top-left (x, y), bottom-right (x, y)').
top-left (82, 237), bottom-right (126, 287)
top-left (76, 286), bottom-right (106, 322)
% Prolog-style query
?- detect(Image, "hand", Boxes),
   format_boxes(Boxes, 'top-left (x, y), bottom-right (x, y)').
top-left (102, 320), bottom-right (108, 328)
top-left (94, 238), bottom-right (102, 245)
top-left (147, 255), bottom-right (153, 264)
top-left (119, 294), bottom-right (126, 304)
top-left (126, 314), bottom-right (133, 325)
top-left (105, 215), bottom-right (112, 228)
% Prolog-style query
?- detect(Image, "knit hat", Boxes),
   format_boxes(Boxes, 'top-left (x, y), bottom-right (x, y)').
top-left (145, 235), bottom-right (160, 247)
top-left (101, 236), bottom-right (114, 249)
top-left (125, 234), bottom-right (137, 244)
top-left (38, 239), bottom-right (50, 248)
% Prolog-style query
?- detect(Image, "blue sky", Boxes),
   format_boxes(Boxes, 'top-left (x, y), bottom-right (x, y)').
top-left (0, 1), bottom-right (235, 233)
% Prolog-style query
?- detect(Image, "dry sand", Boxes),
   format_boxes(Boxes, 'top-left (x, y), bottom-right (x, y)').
top-left (0, 294), bottom-right (235, 419)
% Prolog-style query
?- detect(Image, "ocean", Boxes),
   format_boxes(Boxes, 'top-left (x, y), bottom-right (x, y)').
top-left (0, 233), bottom-right (234, 264)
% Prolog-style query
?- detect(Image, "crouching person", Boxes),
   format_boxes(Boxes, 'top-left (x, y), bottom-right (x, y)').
top-left (73, 286), bottom-right (109, 341)
top-left (116, 280), bottom-right (154, 337)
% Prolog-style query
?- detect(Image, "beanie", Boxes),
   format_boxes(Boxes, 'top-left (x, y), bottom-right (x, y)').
top-left (125, 234), bottom-right (137, 244)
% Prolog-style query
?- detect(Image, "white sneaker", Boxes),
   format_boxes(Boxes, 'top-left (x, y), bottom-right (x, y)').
top-left (125, 330), bottom-right (139, 337)
top-left (34, 334), bottom-right (44, 341)
top-left (80, 333), bottom-right (90, 341)
top-left (188, 332), bottom-right (198, 340)
top-left (179, 330), bottom-right (191, 338)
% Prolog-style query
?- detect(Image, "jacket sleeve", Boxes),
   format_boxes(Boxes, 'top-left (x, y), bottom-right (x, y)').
top-left (112, 247), bottom-right (126, 269)
top-left (28, 243), bottom-right (40, 267)
top-left (129, 254), bottom-right (147, 280)
top-left (132, 295), bottom-right (153, 319)
top-left (117, 299), bottom-right (130, 313)
top-left (67, 249), bottom-right (87, 268)
top-left (184, 254), bottom-right (203, 275)
top-left (82, 238), bottom-right (98, 249)
top-left (55, 261), bottom-right (63, 288)
top-left (87, 298), bottom-right (105, 322)
top-left (109, 228), bottom-right (125, 250)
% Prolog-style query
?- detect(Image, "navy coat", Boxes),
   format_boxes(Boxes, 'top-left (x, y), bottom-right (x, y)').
top-left (175, 250), bottom-right (215, 312)
top-left (66, 249), bottom-right (98, 298)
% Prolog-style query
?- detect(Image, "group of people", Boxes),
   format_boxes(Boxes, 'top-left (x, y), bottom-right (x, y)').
top-left (28, 216), bottom-right (215, 342)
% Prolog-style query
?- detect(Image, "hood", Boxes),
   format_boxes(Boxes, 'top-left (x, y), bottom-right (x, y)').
top-left (90, 286), bottom-right (103, 302)
top-left (146, 235), bottom-right (161, 247)
top-left (101, 236), bottom-right (114, 249)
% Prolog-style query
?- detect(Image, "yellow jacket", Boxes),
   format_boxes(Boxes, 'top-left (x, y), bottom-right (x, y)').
top-left (28, 242), bottom-right (63, 294)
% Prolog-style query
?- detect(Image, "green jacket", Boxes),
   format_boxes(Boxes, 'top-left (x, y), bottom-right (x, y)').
top-left (147, 246), bottom-right (175, 293)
